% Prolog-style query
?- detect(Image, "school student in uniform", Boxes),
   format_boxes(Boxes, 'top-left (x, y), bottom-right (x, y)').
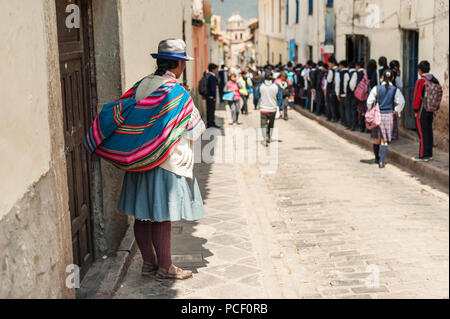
top-left (302, 61), bottom-right (312, 110)
top-left (390, 60), bottom-right (403, 89)
top-left (335, 60), bottom-right (349, 126)
top-left (307, 62), bottom-right (318, 113)
top-left (314, 61), bottom-right (325, 116)
top-left (350, 60), bottom-right (368, 132)
top-left (367, 70), bottom-right (405, 168)
top-left (344, 61), bottom-right (357, 130)
top-left (412, 60), bottom-right (441, 162)
top-left (389, 60), bottom-right (403, 140)
top-left (326, 56), bottom-right (339, 122)
top-left (378, 56), bottom-right (388, 79)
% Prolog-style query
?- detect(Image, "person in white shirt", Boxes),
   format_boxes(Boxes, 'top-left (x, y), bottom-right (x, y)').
top-left (344, 61), bottom-right (357, 130)
top-left (326, 56), bottom-right (339, 122)
top-left (350, 61), bottom-right (368, 132)
top-left (366, 69), bottom-right (405, 168)
top-left (336, 60), bottom-right (349, 126)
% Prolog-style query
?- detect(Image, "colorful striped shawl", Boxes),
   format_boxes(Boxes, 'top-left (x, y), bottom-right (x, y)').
top-left (84, 77), bottom-right (197, 172)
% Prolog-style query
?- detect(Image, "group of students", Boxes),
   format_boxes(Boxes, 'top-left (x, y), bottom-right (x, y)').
top-left (283, 56), bottom-right (441, 167)
top-left (201, 63), bottom-right (254, 127)
top-left (203, 56), bottom-right (442, 164)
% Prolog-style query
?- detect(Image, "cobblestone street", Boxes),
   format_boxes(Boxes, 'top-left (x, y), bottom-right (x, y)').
top-left (114, 103), bottom-right (449, 299)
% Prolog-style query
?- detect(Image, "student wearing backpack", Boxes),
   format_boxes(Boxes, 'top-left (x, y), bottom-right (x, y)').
top-left (367, 70), bottom-right (405, 168)
top-left (412, 61), bottom-right (443, 162)
top-left (350, 61), bottom-right (369, 132)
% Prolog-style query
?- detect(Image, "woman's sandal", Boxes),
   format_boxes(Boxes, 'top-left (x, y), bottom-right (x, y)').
top-left (155, 265), bottom-right (193, 281)
top-left (142, 263), bottom-right (159, 276)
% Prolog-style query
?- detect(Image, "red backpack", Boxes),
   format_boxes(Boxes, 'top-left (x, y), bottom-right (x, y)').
top-left (422, 76), bottom-right (443, 112)
top-left (354, 70), bottom-right (370, 102)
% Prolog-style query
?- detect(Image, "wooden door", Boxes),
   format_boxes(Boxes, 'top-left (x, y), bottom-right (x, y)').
top-left (402, 30), bottom-right (419, 129)
top-left (55, 0), bottom-right (95, 280)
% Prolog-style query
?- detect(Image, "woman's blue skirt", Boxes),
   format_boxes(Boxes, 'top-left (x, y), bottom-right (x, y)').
top-left (118, 167), bottom-right (205, 222)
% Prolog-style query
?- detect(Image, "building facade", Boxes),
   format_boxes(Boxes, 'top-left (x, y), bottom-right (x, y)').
top-left (258, 0), bottom-right (288, 65)
top-left (0, 0), bottom-right (196, 298)
top-left (334, 0), bottom-right (449, 150)
top-left (285, 0), bottom-right (330, 63)
top-left (226, 12), bottom-right (252, 66)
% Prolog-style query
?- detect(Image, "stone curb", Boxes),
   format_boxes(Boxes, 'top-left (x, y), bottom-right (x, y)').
top-left (92, 224), bottom-right (137, 299)
top-left (293, 105), bottom-right (449, 190)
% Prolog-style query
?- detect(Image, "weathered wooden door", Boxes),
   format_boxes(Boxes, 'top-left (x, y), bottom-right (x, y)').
top-left (402, 30), bottom-right (419, 129)
top-left (55, 0), bottom-right (95, 280)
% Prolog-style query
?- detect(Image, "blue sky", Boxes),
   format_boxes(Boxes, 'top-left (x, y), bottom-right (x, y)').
top-left (211, 0), bottom-right (258, 29)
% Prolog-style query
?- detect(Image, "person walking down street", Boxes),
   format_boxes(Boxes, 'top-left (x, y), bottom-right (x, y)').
top-left (225, 73), bottom-right (242, 125)
top-left (412, 60), bottom-right (443, 162)
top-left (218, 65), bottom-right (228, 103)
top-left (254, 71), bottom-right (283, 146)
top-left (239, 71), bottom-right (253, 115)
top-left (326, 56), bottom-right (339, 122)
top-left (206, 63), bottom-right (220, 129)
top-left (367, 69), bottom-right (405, 168)
top-left (85, 39), bottom-right (206, 281)
top-left (274, 72), bottom-right (293, 120)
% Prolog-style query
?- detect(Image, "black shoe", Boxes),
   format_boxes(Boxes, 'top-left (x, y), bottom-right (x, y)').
top-left (379, 162), bottom-right (386, 169)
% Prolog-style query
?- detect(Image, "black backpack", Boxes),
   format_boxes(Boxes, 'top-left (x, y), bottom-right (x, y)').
top-left (198, 73), bottom-right (209, 97)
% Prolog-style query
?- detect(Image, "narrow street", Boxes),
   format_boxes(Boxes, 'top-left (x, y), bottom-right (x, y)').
top-left (114, 102), bottom-right (449, 299)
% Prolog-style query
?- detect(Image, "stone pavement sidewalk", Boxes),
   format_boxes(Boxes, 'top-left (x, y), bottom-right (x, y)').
top-left (112, 100), bottom-right (448, 299)
top-left (113, 104), bottom-right (281, 299)
top-left (294, 106), bottom-right (449, 191)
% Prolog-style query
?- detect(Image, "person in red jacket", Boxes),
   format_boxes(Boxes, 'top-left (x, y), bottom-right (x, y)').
top-left (412, 60), bottom-right (439, 162)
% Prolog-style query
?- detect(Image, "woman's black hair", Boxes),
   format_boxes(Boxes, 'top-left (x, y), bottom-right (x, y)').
top-left (155, 58), bottom-right (180, 76)
top-left (378, 56), bottom-right (388, 67)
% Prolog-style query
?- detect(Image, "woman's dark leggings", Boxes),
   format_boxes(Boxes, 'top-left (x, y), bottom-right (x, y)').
top-left (134, 220), bottom-right (172, 271)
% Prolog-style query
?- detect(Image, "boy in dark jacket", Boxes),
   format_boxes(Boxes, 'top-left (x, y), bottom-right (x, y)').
top-left (412, 60), bottom-right (440, 162)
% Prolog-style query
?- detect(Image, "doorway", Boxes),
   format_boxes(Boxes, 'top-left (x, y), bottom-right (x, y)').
top-left (346, 35), bottom-right (370, 67)
top-left (55, 0), bottom-right (95, 280)
top-left (402, 30), bottom-right (419, 129)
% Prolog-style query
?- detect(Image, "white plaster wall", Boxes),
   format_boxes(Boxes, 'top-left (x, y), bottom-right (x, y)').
top-left (0, 0), bottom-right (51, 218)
top-left (117, 0), bottom-right (194, 91)
top-left (258, 0), bottom-right (288, 64)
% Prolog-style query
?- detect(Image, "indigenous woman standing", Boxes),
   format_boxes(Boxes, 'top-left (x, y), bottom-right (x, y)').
top-left (225, 73), bottom-right (242, 125)
top-left (366, 70), bottom-right (405, 168)
top-left (85, 39), bottom-right (206, 280)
